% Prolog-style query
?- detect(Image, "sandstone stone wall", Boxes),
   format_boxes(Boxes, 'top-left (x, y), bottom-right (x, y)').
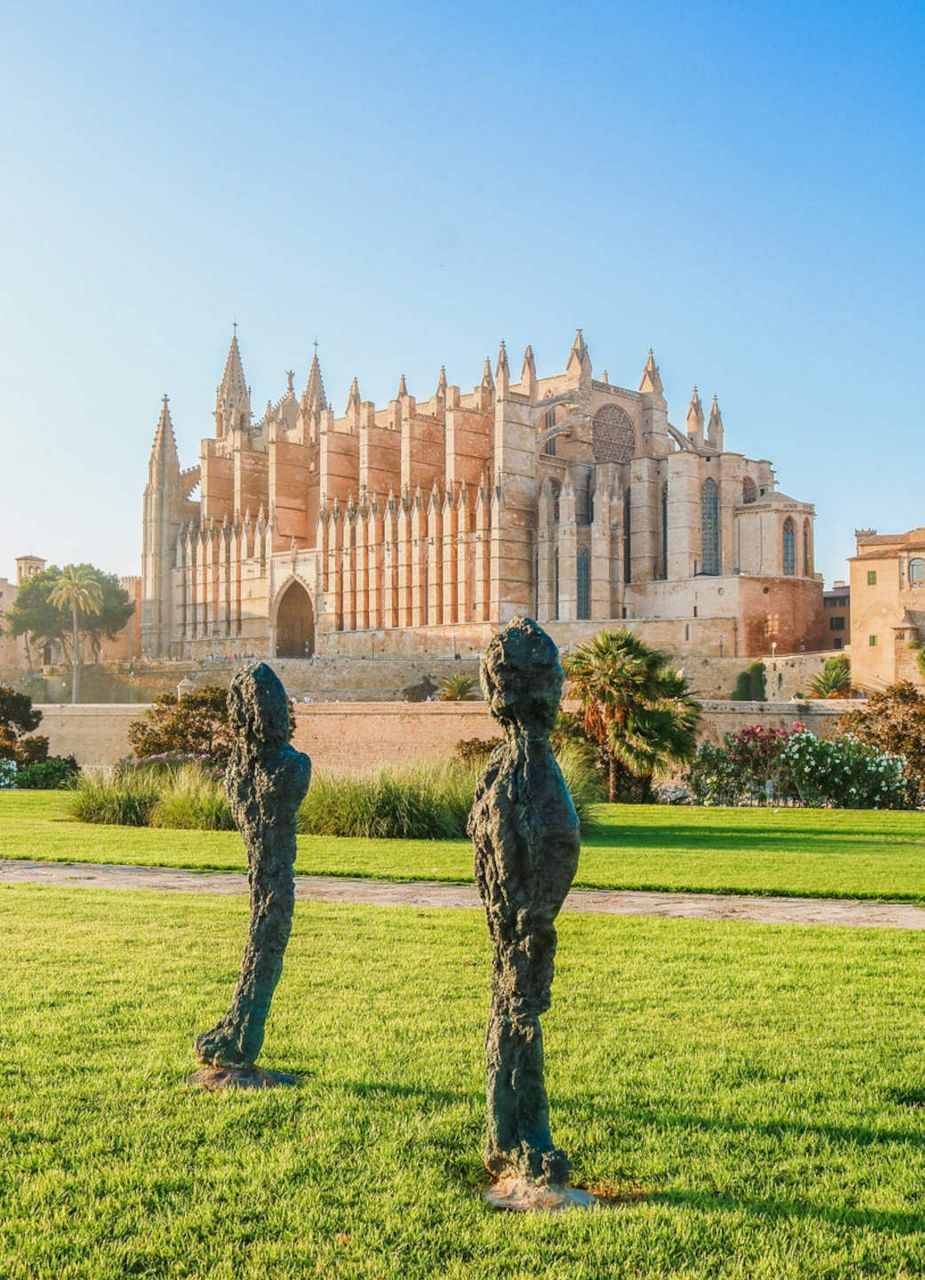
top-left (35, 698), bottom-right (857, 771)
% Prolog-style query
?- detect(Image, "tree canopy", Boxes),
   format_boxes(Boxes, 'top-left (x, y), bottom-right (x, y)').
top-left (5, 565), bottom-right (133, 661)
top-left (838, 681), bottom-right (925, 804)
top-left (127, 687), bottom-right (236, 764)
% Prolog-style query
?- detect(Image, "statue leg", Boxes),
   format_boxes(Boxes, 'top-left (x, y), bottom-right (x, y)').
top-left (484, 928), bottom-right (570, 1184)
top-left (195, 855), bottom-right (295, 1070)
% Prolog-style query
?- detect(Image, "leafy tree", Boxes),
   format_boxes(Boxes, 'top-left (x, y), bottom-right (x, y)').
top-left (128, 686), bottom-right (235, 765)
top-left (838, 682), bottom-right (925, 804)
top-left (809, 655), bottom-right (852, 698)
top-left (732, 661), bottom-right (767, 701)
top-left (5, 564), bottom-right (134, 673)
top-left (0, 685), bottom-right (48, 765)
top-left (439, 673), bottom-right (477, 701)
top-left (564, 628), bottom-right (701, 802)
top-left (49, 566), bottom-right (103, 704)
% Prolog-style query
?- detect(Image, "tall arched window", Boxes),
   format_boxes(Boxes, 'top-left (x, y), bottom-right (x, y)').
top-left (623, 489), bottom-right (632, 583)
top-left (803, 520), bottom-right (811, 576)
top-left (577, 547), bottom-right (590, 619)
top-left (661, 483), bottom-right (668, 579)
top-left (551, 481), bottom-right (561, 524)
top-left (543, 407), bottom-right (557, 456)
top-left (701, 478), bottom-right (720, 575)
top-left (553, 549), bottom-right (560, 620)
top-left (783, 518), bottom-right (795, 575)
top-left (742, 477), bottom-right (758, 505)
top-left (909, 558), bottom-right (925, 586)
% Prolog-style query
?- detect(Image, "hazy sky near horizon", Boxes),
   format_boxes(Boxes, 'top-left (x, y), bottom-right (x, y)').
top-left (1, 0), bottom-right (922, 587)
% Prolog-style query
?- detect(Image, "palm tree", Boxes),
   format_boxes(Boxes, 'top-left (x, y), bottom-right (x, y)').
top-left (809, 654), bottom-right (852, 698)
top-left (564, 629), bottom-right (701, 801)
top-left (439, 673), bottom-right (478, 701)
top-left (48, 566), bottom-right (103, 704)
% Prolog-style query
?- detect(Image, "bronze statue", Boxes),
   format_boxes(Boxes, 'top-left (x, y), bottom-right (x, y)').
top-left (192, 662), bottom-right (311, 1089)
top-left (469, 618), bottom-right (593, 1208)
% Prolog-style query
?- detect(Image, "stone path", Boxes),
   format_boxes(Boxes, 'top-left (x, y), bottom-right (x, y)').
top-left (4, 858), bottom-right (925, 929)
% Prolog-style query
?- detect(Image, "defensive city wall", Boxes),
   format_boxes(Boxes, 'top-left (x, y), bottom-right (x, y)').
top-left (37, 698), bottom-right (855, 772)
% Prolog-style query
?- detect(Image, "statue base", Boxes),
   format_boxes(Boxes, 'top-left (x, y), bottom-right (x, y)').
top-left (188, 1065), bottom-right (297, 1091)
top-left (482, 1176), bottom-right (599, 1213)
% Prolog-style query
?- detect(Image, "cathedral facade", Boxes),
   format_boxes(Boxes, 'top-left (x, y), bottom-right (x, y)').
top-left (140, 331), bottom-right (824, 661)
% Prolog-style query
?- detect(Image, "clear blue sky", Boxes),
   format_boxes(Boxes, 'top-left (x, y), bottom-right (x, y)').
top-left (1, 0), bottom-right (922, 587)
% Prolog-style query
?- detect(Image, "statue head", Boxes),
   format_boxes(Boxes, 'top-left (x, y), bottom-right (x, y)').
top-left (228, 662), bottom-right (290, 750)
top-left (481, 617), bottom-right (563, 737)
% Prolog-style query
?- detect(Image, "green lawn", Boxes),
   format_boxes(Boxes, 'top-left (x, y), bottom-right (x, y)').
top-left (2, 791), bottom-right (925, 903)
top-left (2, 886), bottom-right (924, 1278)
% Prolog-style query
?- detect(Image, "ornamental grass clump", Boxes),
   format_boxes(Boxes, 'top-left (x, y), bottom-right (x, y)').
top-left (149, 764), bottom-right (234, 831)
top-left (70, 768), bottom-right (163, 826)
top-left (297, 760), bottom-right (476, 840)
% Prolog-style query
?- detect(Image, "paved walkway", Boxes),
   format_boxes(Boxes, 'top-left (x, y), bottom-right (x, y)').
top-left (4, 858), bottom-right (925, 929)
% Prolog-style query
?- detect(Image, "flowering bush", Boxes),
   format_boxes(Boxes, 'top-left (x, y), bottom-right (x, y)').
top-left (687, 724), bottom-right (802, 806)
top-left (780, 730), bottom-right (909, 809)
top-left (686, 722), bottom-right (911, 809)
top-left (0, 759), bottom-right (17, 789)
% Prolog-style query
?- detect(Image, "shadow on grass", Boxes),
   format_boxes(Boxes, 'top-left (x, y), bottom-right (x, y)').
top-left (649, 1189), bottom-right (925, 1236)
top-left (583, 821), bottom-right (925, 853)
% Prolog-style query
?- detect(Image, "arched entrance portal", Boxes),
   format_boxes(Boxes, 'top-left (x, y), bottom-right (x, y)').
top-left (275, 581), bottom-right (315, 658)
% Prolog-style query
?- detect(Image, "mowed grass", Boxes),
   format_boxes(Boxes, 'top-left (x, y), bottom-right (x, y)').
top-left (2, 791), bottom-right (925, 903)
top-left (2, 886), bottom-right (924, 1278)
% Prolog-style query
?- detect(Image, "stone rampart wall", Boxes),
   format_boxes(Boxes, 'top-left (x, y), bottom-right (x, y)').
top-left (35, 698), bottom-right (858, 771)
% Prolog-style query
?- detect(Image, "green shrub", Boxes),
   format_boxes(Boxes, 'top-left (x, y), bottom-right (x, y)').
top-left (70, 770), bottom-right (163, 827)
top-left (150, 765), bottom-right (234, 831)
top-left (15, 756), bottom-right (79, 790)
top-left (731, 661), bottom-right (767, 701)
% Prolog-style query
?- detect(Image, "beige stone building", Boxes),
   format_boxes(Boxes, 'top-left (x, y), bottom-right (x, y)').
top-left (849, 528), bottom-right (925, 690)
top-left (141, 331), bottom-right (824, 660)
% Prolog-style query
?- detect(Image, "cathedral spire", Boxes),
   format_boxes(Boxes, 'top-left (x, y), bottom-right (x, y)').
top-left (566, 328), bottom-right (591, 384)
top-left (397, 373), bottom-right (408, 399)
top-left (346, 376), bottom-right (361, 412)
top-left (149, 395), bottom-right (180, 485)
top-left (521, 344), bottom-right (537, 397)
top-left (302, 347), bottom-right (328, 416)
top-left (707, 394), bottom-right (724, 449)
top-left (214, 330), bottom-right (251, 438)
top-left (436, 365), bottom-right (448, 397)
top-left (495, 340), bottom-right (509, 393)
top-left (639, 348), bottom-right (664, 397)
top-left (687, 386), bottom-right (705, 443)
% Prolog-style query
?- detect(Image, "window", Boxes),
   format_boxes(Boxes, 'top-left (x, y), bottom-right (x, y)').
top-left (543, 407), bottom-right (557, 456)
top-left (869, 634), bottom-right (878, 647)
top-left (551, 483), bottom-right (561, 524)
top-left (576, 547), bottom-right (590, 619)
top-left (701, 479), bottom-right (720, 575)
top-left (623, 489), bottom-right (632, 583)
top-left (803, 520), bottom-right (811, 576)
top-left (661, 484), bottom-right (668, 578)
top-left (833, 638), bottom-right (843, 650)
top-left (829, 616), bottom-right (846, 631)
top-left (783, 518), bottom-right (795, 576)
top-left (742, 477), bottom-right (757, 505)
top-left (910, 558), bottom-right (925, 586)
top-left (867, 570), bottom-right (877, 586)
top-left (553, 549), bottom-right (560, 620)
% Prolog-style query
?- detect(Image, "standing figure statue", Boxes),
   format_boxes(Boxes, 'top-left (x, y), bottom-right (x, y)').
top-left (469, 617), bottom-right (594, 1210)
top-left (192, 662), bottom-right (311, 1089)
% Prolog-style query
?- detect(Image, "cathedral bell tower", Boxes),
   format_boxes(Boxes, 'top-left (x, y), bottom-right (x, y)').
top-left (140, 395), bottom-right (183, 656)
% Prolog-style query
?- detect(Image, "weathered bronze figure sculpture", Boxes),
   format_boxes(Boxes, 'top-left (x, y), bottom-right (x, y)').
top-left (192, 662), bottom-right (311, 1089)
top-left (469, 617), bottom-right (594, 1209)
